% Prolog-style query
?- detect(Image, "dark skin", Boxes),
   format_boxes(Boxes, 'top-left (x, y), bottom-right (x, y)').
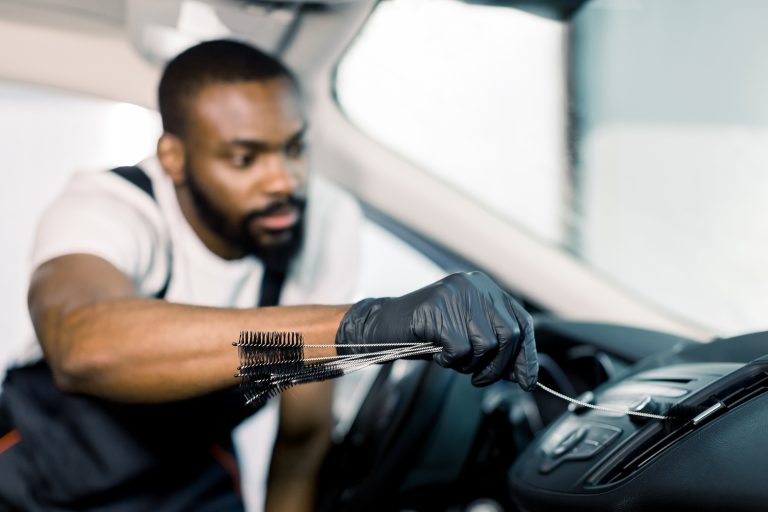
top-left (28, 78), bottom-right (342, 511)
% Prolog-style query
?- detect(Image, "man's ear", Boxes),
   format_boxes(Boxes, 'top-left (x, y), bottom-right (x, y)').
top-left (157, 133), bottom-right (186, 186)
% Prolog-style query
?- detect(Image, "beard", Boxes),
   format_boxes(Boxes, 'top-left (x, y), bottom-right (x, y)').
top-left (186, 167), bottom-right (306, 273)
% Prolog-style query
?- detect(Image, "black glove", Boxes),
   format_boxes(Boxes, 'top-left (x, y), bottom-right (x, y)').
top-left (335, 271), bottom-right (538, 390)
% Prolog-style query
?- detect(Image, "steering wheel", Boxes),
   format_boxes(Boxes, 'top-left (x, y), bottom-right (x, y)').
top-left (316, 359), bottom-right (453, 511)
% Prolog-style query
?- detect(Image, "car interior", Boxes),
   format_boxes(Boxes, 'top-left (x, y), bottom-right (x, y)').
top-left (2, 0), bottom-right (768, 510)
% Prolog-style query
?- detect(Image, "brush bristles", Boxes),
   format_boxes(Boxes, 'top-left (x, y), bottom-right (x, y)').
top-left (236, 346), bottom-right (304, 376)
top-left (235, 331), bottom-right (308, 406)
top-left (233, 330), bottom-right (304, 347)
top-left (235, 331), bottom-right (305, 377)
top-left (242, 366), bottom-right (346, 407)
top-left (234, 330), bottom-right (441, 407)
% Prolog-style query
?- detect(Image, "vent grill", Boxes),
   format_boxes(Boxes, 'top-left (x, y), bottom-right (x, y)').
top-left (587, 368), bottom-right (768, 486)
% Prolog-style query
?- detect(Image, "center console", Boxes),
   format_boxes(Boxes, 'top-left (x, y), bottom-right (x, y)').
top-left (510, 331), bottom-right (768, 511)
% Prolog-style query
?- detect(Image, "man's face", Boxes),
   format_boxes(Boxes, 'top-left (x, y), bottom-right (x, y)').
top-left (181, 78), bottom-right (307, 268)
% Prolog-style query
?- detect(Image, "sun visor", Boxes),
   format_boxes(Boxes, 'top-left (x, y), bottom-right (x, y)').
top-left (126, 0), bottom-right (347, 65)
top-left (463, 0), bottom-right (588, 21)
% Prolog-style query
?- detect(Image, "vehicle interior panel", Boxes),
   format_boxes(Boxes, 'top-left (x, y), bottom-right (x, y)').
top-left (510, 330), bottom-right (768, 511)
top-left (320, 320), bottom-right (768, 511)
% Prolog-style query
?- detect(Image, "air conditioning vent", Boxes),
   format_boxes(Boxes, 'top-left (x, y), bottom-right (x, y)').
top-left (587, 365), bottom-right (768, 486)
top-left (635, 377), bottom-right (693, 384)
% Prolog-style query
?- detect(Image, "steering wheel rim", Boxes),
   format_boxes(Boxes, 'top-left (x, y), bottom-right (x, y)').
top-left (317, 359), bottom-right (453, 511)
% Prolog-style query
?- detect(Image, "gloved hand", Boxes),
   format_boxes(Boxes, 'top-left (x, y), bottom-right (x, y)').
top-left (335, 271), bottom-right (538, 390)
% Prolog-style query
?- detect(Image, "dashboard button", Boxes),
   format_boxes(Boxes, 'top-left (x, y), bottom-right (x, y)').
top-left (564, 439), bottom-right (602, 460)
top-left (562, 424), bottom-right (622, 462)
top-left (538, 457), bottom-right (560, 474)
top-left (551, 426), bottom-right (589, 457)
top-left (538, 424), bottom-right (622, 474)
top-left (586, 424), bottom-right (622, 445)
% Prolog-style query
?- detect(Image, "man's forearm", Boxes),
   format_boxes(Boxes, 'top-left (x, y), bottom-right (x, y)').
top-left (46, 298), bottom-right (347, 403)
top-left (266, 432), bottom-right (329, 512)
top-left (266, 381), bottom-right (333, 512)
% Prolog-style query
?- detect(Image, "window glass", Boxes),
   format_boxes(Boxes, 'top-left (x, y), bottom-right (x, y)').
top-left (571, 0), bottom-right (768, 335)
top-left (357, 219), bottom-right (445, 298)
top-left (338, 0), bottom-right (768, 336)
top-left (336, 0), bottom-right (568, 244)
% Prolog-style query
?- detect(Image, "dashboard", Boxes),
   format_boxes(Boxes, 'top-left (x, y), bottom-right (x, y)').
top-left (510, 322), bottom-right (768, 511)
top-left (318, 319), bottom-right (768, 511)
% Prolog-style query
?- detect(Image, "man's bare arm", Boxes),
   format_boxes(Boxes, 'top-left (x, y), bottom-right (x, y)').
top-left (265, 380), bottom-right (334, 512)
top-left (29, 253), bottom-right (347, 403)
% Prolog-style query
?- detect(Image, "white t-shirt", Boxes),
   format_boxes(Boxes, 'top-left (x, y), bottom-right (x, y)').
top-left (20, 156), bottom-right (362, 362)
top-left (18, 156), bottom-right (363, 511)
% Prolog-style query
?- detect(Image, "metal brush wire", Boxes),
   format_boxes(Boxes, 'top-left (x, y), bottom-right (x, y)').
top-left (535, 382), bottom-right (670, 420)
top-left (234, 331), bottom-right (673, 420)
top-left (233, 331), bottom-right (441, 406)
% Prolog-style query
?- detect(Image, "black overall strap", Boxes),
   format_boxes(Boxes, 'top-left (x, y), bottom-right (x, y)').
top-left (110, 166), bottom-right (155, 199)
top-left (109, 166), bottom-right (287, 304)
top-left (0, 166), bottom-right (289, 510)
top-left (109, 166), bottom-right (170, 299)
top-left (258, 269), bottom-right (286, 307)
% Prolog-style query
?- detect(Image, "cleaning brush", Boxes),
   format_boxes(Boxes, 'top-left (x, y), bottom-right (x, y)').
top-left (234, 331), bottom-right (715, 425)
top-left (233, 331), bottom-right (441, 406)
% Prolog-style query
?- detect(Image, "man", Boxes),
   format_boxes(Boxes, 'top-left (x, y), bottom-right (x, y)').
top-left (0, 39), bottom-right (537, 511)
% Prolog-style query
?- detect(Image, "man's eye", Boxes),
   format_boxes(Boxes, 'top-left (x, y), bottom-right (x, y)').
top-left (232, 153), bottom-right (256, 168)
top-left (285, 140), bottom-right (305, 159)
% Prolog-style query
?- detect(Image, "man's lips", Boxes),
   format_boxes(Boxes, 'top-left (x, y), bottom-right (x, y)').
top-left (249, 206), bottom-right (299, 231)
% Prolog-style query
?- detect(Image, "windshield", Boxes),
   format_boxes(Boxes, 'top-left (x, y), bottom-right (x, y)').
top-left (570, 0), bottom-right (768, 337)
top-left (336, 0), bottom-right (768, 337)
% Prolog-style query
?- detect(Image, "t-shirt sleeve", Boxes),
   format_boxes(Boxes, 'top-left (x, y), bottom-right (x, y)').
top-left (29, 172), bottom-right (169, 295)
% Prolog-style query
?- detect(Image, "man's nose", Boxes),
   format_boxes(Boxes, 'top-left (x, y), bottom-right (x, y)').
top-left (259, 151), bottom-right (299, 195)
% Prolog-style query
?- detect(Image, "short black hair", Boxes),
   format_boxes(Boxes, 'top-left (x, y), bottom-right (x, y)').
top-left (158, 39), bottom-right (299, 137)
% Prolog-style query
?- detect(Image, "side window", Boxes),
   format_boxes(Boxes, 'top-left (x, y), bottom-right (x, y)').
top-left (357, 215), bottom-right (446, 298)
top-left (335, 0), bottom-right (568, 245)
top-left (0, 80), bottom-right (161, 372)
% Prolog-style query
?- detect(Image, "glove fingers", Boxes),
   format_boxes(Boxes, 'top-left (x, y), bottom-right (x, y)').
top-left (459, 312), bottom-right (499, 373)
top-left (418, 309), bottom-right (464, 368)
top-left (429, 305), bottom-right (498, 373)
top-left (471, 298), bottom-right (521, 386)
top-left (506, 298), bottom-right (538, 391)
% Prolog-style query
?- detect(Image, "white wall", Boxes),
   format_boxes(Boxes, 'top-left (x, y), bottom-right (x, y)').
top-left (0, 80), bottom-right (161, 373)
